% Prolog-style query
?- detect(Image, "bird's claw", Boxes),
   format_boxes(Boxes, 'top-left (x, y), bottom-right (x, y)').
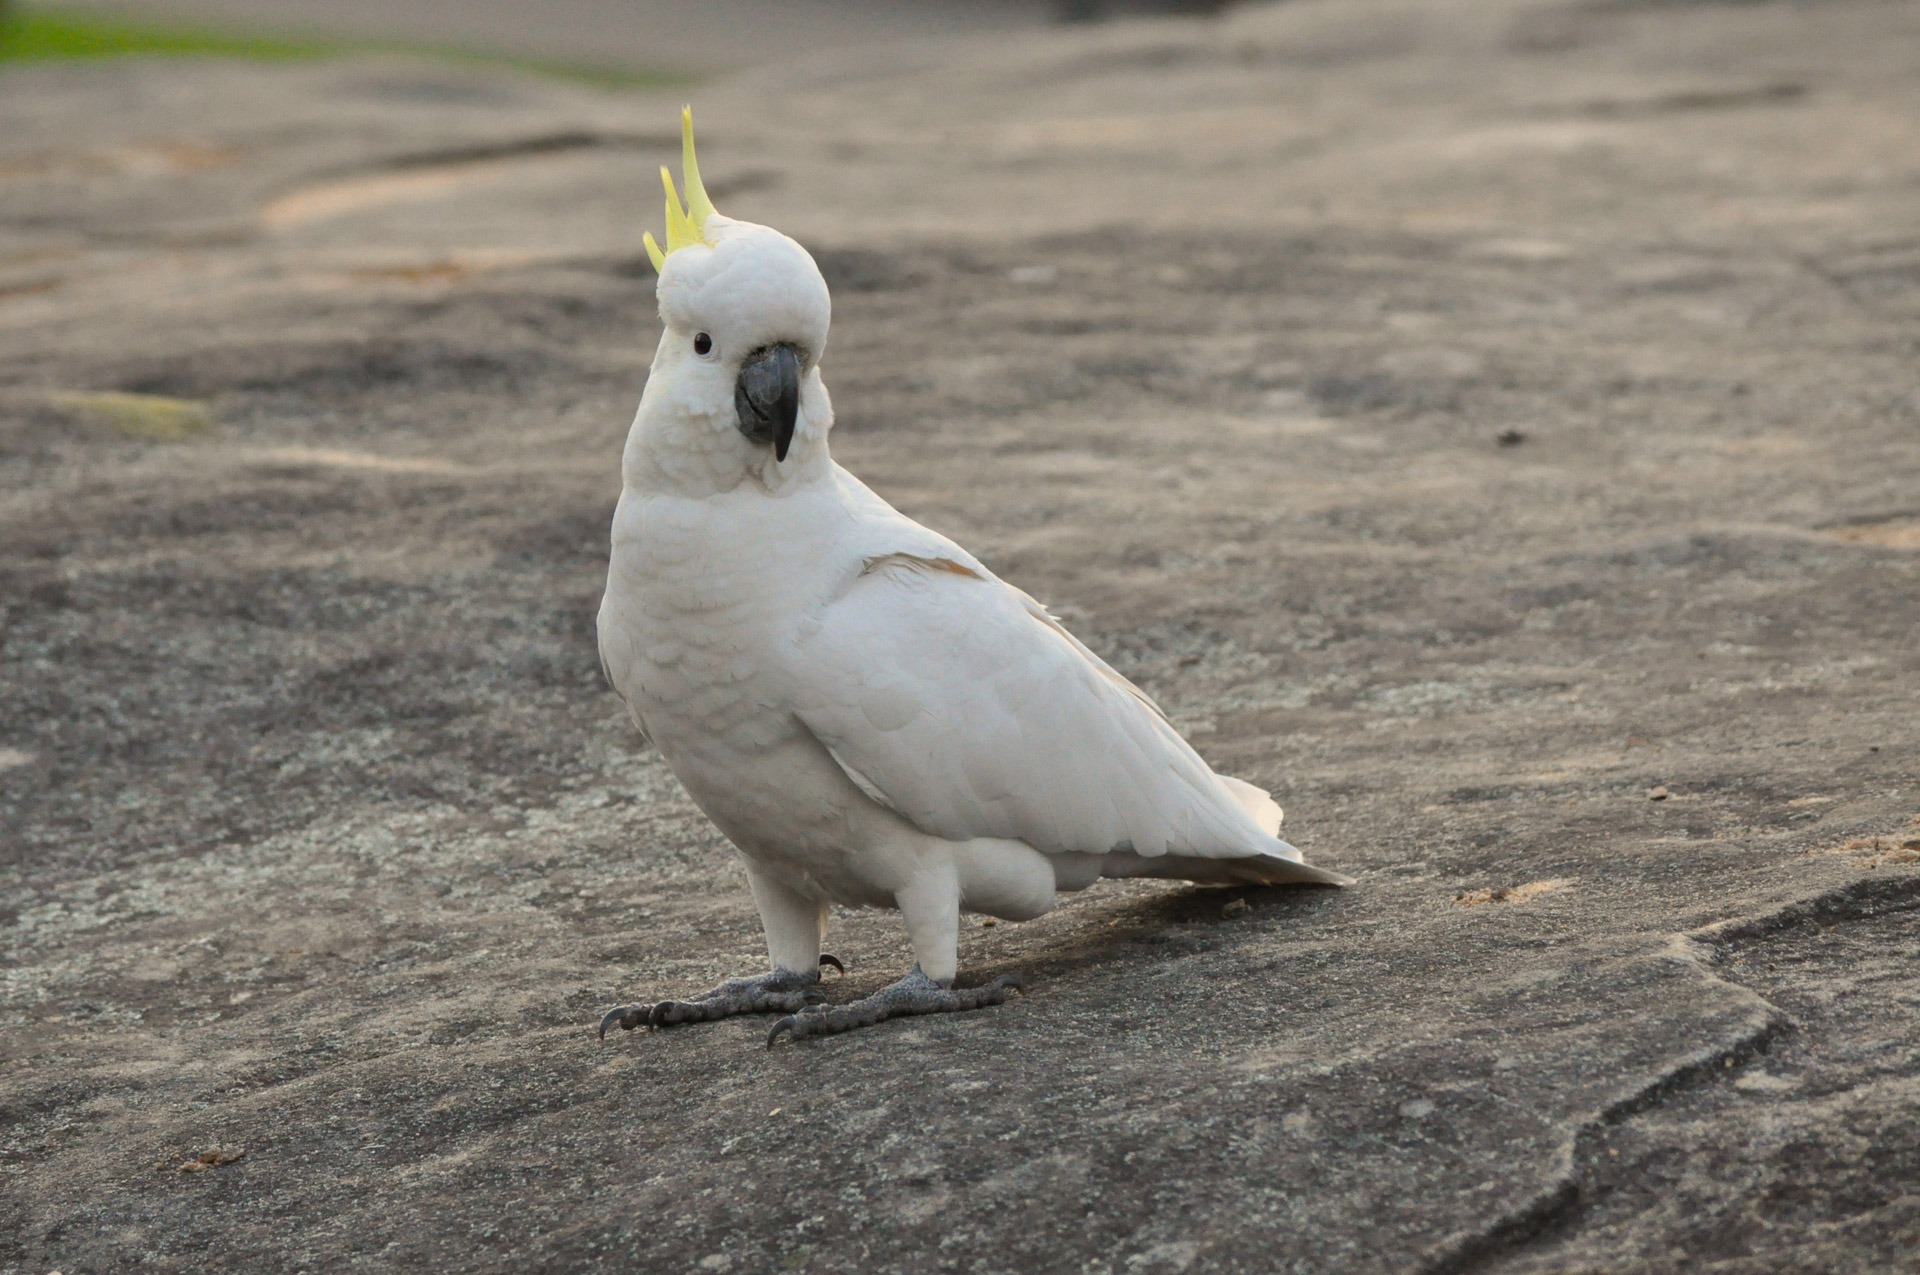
top-left (819, 953), bottom-right (846, 975)
top-left (598, 1004), bottom-right (650, 1040)
top-left (598, 965), bottom-right (833, 1040)
top-left (766, 970), bottom-right (1023, 1047)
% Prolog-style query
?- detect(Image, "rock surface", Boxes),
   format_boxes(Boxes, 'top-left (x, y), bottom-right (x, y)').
top-left (3, 1), bottom-right (1919, 1270)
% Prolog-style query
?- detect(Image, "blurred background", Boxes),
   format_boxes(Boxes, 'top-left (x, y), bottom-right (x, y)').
top-left (3, 0), bottom-right (1239, 77)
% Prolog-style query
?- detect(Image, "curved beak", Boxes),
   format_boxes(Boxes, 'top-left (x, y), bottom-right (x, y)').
top-left (735, 342), bottom-right (802, 462)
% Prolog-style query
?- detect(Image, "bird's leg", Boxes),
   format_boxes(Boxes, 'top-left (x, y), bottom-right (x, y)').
top-left (767, 858), bottom-right (1020, 1045)
top-left (765, 964), bottom-right (1020, 1045)
top-left (599, 956), bottom-right (843, 1038)
top-left (599, 864), bottom-right (837, 1039)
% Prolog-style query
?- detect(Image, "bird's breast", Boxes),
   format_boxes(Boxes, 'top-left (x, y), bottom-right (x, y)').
top-left (599, 487), bottom-right (844, 779)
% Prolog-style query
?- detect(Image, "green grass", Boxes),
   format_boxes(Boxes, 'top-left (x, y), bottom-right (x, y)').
top-left (0, 5), bottom-right (689, 87)
top-left (0, 6), bottom-right (335, 61)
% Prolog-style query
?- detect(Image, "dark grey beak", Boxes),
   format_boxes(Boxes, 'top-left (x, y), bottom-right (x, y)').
top-left (735, 342), bottom-right (802, 463)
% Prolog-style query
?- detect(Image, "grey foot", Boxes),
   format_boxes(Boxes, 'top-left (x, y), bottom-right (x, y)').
top-left (598, 954), bottom-right (846, 1039)
top-left (766, 966), bottom-right (1022, 1046)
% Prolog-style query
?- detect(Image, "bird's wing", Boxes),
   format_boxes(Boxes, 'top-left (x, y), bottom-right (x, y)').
top-left (596, 594), bottom-right (650, 745)
top-left (787, 553), bottom-right (1297, 863)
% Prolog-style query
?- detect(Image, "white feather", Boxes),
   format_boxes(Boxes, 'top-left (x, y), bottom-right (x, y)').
top-left (789, 554), bottom-right (1323, 871)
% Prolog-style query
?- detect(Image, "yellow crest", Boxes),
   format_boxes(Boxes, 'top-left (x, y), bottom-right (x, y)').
top-left (645, 106), bottom-right (719, 273)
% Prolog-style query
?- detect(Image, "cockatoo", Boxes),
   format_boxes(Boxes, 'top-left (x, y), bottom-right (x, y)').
top-left (597, 109), bottom-right (1351, 1046)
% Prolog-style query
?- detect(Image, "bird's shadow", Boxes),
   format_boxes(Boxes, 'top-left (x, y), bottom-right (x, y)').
top-left (955, 881), bottom-right (1348, 993)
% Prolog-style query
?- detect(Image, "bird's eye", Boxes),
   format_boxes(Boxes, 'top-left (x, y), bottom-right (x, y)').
top-left (693, 332), bottom-right (713, 356)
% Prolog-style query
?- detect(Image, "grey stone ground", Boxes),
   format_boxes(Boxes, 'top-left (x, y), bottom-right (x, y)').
top-left (3, 1), bottom-right (1919, 1271)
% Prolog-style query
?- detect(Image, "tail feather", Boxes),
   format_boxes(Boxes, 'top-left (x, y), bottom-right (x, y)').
top-left (1230, 844), bottom-right (1355, 887)
top-left (1100, 841), bottom-right (1355, 888)
top-left (1217, 775), bottom-right (1284, 835)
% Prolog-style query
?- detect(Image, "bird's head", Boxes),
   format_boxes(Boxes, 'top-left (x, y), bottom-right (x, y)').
top-left (640, 108), bottom-right (831, 481)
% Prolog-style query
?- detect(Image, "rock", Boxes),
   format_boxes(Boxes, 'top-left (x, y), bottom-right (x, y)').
top-left (1454, 880), bottom-right (1568, 907)
top-left (3, 1), bottom-right (1919, 1271)
top-left (171, 1147), bottom-right (247, 1173)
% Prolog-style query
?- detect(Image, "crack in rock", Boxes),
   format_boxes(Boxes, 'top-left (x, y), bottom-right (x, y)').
top-left (1415, 873), bottom-right (1920, 1274)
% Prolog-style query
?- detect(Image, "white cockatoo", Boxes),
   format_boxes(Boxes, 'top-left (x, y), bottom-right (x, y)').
top-left (597, 110), bottom-right (1351, 1046)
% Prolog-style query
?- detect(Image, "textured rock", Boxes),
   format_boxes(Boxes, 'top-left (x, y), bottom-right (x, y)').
top-left (3, 1), bottom-right (1919, 1270)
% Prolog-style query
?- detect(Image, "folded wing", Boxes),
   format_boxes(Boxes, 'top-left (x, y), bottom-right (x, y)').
top-left (787, 554), bottom-right (1343, 882)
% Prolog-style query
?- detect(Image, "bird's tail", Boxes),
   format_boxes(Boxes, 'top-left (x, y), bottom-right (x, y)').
top-left (1215, 774), bottom-right (1355, 886)
top-left (1217, 775), bottom-right (1284, 834)
top-left (1103, 845), bottom-right (1354, 887)
top-left (1096, 775), bottom-right (1353, 886)
top-left (1228, 844), bottom-right (1356, 887)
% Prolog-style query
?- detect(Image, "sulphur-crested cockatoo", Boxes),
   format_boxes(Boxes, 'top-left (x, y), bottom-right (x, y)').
top-left (597, 109), bottom-right (1350, 1046)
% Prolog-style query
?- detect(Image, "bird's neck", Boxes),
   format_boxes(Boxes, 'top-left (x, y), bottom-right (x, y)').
top-left (623, 390), bottom-right (834, 500)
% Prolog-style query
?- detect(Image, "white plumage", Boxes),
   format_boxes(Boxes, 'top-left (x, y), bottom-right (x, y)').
top-left (597, 116), bottom-right (1348, 1042)
top-left (792, 551), bottom-right (1329, 880)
